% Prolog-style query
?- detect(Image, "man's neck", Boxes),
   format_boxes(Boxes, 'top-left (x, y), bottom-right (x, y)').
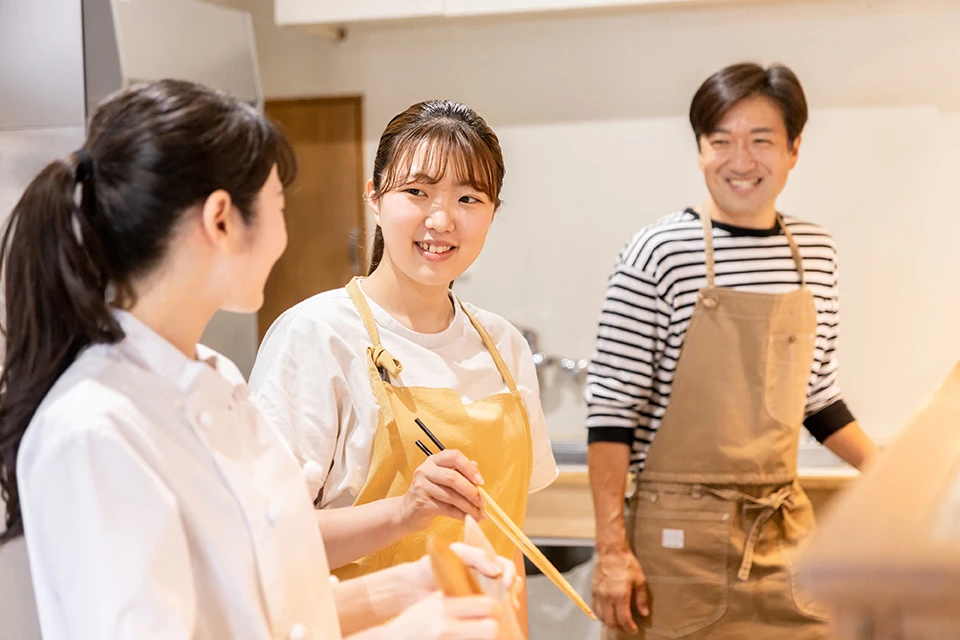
top-left (701, 199), bottom-right (777, 230)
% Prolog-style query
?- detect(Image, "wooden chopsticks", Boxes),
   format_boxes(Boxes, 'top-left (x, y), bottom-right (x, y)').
top-left (414, 418), bottom-right (597, 620)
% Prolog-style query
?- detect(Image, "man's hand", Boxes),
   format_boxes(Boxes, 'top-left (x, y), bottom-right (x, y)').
top-left (592, 548), bottom-right (648, 634)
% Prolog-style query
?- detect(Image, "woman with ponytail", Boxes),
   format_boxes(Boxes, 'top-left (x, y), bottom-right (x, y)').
top-left (0, 81), bottom-right (512, 640)
top-left (249, 101), bottom-right (558, 629)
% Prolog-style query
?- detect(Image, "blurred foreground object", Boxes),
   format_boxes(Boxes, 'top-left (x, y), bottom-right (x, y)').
top-left (800, 361), bottom-right (960, 639)
top-left (426, 518), bottom-right (526, 640)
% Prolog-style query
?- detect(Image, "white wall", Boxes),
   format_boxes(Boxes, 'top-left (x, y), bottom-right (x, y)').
top-left (235, 0), bottom-right (960, 444)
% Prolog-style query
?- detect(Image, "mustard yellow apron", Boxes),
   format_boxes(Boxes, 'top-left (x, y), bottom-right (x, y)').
top-left (603, 211), bottom-right (832, 639)
top-left (332, 277), bottom-right (533, 580)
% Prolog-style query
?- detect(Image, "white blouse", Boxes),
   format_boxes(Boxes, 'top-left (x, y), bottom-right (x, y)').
top-left (17, 311), bottom-right (340, 639)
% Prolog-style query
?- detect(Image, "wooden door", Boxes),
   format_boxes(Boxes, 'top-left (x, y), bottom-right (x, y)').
top-left (260, 97), bottom-right (365, 341)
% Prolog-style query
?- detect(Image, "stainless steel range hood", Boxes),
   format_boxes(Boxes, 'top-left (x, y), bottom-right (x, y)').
top-left (82, 0), bottom-right (263, 113)
top-left (1, 0), bottom-right (263, 211)
top-left (1, 0), bottom-right (262, 134)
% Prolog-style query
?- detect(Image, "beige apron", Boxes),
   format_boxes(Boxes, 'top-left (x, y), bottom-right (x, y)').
top-left (332, 278), bottom-right (533, 580)
top-left (603, 212), bottom-right (831, 639)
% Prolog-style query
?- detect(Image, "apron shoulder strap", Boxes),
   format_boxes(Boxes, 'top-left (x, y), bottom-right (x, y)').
top-left (700, 209), bottom-right (716, 288)
top-left (345, 277), bottom-right (403, 379)
top-left (458, 300), bottom-right (519, 393)
top-left (346, 277), bottom-right (383, 346)
top-left (777, 215), bottom-right (807, 288)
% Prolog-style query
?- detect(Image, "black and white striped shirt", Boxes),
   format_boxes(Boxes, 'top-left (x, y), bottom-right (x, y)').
top-left (586, 209), bottom-right (854, 472)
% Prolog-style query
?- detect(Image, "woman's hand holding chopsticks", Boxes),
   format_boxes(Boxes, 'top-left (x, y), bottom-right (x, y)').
top-left (397, 449), bottom-right (487, 531)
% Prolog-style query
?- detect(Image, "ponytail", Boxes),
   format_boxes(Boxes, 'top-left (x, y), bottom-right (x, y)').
top-left (367, 226), bottom-right (384, 275)
top-left (0, 152), bottom-right (121, 542)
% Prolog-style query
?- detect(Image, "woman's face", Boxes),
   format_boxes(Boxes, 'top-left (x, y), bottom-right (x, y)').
top-left (370, 162), bottom-right (497, 288)
top-left (220, 164), bottom-right (288, 313)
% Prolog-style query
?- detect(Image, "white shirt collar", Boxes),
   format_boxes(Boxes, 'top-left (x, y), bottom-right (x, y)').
top-left (112, 309), bottom-right (229, 395)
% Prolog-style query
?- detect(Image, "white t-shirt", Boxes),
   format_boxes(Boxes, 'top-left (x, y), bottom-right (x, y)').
top-left (249, 284), bottom-right (558, 509)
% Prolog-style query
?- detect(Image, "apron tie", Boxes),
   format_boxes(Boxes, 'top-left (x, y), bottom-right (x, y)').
top-left (705, 484), bottom-right (795, 581)
top-left (368, 345), bottom-right (403, 379)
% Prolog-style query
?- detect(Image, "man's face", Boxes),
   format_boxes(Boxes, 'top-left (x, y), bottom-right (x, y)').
top-left (697, 94), bottom-right (800, 224)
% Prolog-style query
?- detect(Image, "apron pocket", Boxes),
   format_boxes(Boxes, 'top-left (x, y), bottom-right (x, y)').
top-left (631, 508), bottom-right (731, 638)
top-left (765, 332), bottom-right (816, 426)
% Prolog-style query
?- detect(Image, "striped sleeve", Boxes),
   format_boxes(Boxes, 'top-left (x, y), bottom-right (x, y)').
top-left (586, 255), bottom-right (667, 446)
top-left (803, 247), bottom-right (855, 442)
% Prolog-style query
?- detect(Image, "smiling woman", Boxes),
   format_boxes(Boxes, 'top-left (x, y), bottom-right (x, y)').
top-left (364, 100), bottom-right (504, 284)
top-left (248, 99), bottom-right (559, 630)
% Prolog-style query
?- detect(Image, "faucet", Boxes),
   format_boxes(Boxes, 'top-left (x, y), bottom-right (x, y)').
top-left (517, 326), bottom-right (589, 382)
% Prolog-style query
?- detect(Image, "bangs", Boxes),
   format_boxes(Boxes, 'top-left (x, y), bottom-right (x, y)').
top-left (376, 124), bottom-right (501, 206)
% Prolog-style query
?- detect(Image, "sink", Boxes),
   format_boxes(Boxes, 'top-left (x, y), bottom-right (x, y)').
top-left (551, 441), bottom-right (852, 470)
top-left (552, 442), bottom-right (588, 466)
top-left (797, 442), bottom-right (848, 468)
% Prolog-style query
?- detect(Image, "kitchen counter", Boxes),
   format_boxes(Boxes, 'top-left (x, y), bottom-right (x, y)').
top-left (523, 464), bottom-right (859, 542)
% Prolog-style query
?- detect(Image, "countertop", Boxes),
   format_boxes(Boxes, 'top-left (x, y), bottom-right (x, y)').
top-left (522, 464), bottom-right (860, 542)
top-left (549, 463), bottom-right (859, 485)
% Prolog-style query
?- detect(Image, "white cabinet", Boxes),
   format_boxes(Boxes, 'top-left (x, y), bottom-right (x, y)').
top-left (276, 0), bottom-right (796, 30)
top-left (445, 0), bottom-right (687, 18)
top-left (275, 0), bottom-right (444, 27)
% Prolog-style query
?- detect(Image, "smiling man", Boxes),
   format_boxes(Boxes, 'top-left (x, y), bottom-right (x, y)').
top-left (586, 63), bottom-right (877, 639)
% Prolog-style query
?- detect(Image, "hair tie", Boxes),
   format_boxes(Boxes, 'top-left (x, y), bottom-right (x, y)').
top-left (74, 149), bottom-right (95, 183)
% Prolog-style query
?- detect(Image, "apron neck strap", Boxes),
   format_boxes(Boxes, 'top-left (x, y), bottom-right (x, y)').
top-left (700, 211), bottom-right (807, 288)
top-left (346, 277), bottom-right (404, 383)
top-left (346, 277), bottom-right (383, 347)
top-left (779, 217), bottom-right (807, 288)
top-left (457, 301), bottom-right (519, 393)
top-left (700, 209), bottom-right (716, 288)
